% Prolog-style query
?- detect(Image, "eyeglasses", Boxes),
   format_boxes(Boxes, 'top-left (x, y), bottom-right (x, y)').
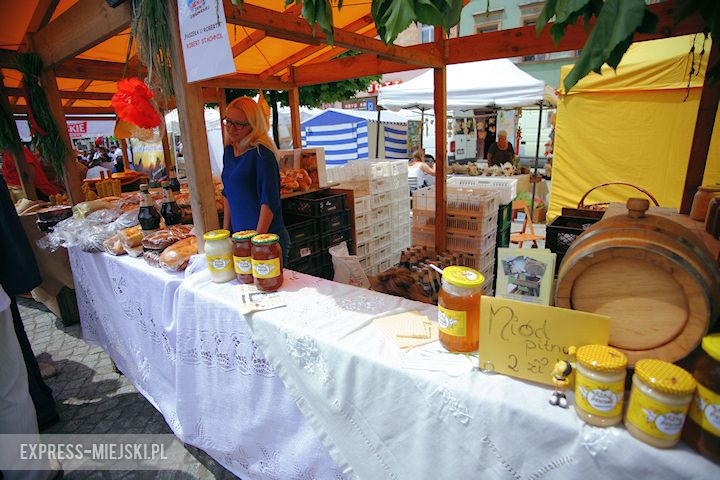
top-left (223, 118), bottom-right (250, 129)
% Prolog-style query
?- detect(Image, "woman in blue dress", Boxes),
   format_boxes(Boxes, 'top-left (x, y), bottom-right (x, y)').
top-left (221, 97), bottom-right (290, 262)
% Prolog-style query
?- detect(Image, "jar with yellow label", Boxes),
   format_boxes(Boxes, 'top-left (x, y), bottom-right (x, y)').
top-left (624, 359), bottom-right (696, 448)
top-left (682, 334), bottom-right (720, 463)
top-left (574, 345), bottom-right (627, 427)
top-left (232, 230), bottom-right (257, 284)
top-left (203, 229), bottom-right (235, 283)
top-left (437, 266), bottom-right (484, 353)
top-left (251, 233), bottom-right (284, 291)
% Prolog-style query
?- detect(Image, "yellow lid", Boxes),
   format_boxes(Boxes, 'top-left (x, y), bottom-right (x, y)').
top-left (232, 230), bottom-right (257, 241)
top-left (577, 345), bottom-right (627, 372)
top-left (442, 266), bottom-right (484, 289)
top-left (251, 233), bottom-right (280, 245)
top-left (634, 359), bottom-right (696, 395)
top-left (203, 229), bottom-right (230, 241)
top-left (701, 334), bottom-right (720, 362)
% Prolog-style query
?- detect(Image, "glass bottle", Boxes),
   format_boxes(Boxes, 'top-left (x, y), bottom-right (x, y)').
top-left (160, 180), bottom-right (182, 226)
top-left (232, 230), bottom-right (257, 284)
top-left (251, 233), bottom-right (284, 291)
top-left (167, 169), bottom-right (181, 192)
top-left (138, 183), bottom-right (161, 234)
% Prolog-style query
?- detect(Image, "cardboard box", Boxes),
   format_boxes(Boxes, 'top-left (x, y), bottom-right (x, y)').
top-left (278, 148), bottom-right (328, 189)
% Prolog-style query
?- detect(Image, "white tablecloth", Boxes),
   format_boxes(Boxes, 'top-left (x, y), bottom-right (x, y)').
top-left (70, 249), bottom-right (720, 480)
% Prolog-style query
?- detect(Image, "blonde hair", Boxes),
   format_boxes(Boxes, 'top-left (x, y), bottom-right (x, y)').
top-left (225, 97), bottom-right (280, 160)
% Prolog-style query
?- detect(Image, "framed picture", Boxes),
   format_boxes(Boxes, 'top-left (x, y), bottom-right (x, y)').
top-left (495, 248), bottom-right (556, 306)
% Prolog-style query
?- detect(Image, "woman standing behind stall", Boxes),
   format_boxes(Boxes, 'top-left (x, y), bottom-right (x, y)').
top-left (221, 97), bottom-right (290, 261)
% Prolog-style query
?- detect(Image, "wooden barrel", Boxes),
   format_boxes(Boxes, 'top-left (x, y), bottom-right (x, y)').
top-left (555, 198), bottom-right (720, 366)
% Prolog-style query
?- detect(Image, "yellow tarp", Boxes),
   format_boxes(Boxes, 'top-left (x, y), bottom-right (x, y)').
top-left (549, 35), bottom-right (720, 220)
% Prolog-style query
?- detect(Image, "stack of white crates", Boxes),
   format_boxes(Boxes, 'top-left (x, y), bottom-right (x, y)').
top-left (411, 186), bottom-right (499, 293)
top-left (326, 160), bottom-right (411, 275)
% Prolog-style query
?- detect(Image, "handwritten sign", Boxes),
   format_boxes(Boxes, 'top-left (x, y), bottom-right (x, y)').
top-left (479, 297), bottom-right (610, 386)
top-left (177, 0), bottom-right (236, 83)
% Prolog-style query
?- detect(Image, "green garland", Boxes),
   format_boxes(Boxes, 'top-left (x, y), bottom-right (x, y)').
top-left (130, 0), bottom-right (174, 101)
top-left (16, 52), bottom-right (69, 178)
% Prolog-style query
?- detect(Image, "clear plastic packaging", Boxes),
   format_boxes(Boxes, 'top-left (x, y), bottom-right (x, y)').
top-left (87, 208), bottom-right (122, 224)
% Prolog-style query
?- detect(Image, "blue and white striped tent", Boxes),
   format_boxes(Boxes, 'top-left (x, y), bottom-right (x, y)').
top-left (301, 109), bottom-right (408, 166)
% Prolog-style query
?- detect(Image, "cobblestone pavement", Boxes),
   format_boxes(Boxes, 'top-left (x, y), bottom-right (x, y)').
top-left (17, 297), bottom-right (241, 480)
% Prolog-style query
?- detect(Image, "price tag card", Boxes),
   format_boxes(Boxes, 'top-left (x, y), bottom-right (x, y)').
top-left (479, 297), bottom-right (610, 386)
top-left (238, 284), bottom-right (286, 314)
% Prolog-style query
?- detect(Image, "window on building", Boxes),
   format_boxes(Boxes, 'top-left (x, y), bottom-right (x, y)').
top-left (421, 24), bottom-right (434, 43)
top-left (475, 22), bottom-right (500, 35)
top-left (473, 8), bottom-right (503, 35)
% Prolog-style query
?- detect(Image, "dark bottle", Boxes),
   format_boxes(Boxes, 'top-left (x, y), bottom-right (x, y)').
top-left (138, 183), bottom-right (161, 233)
top-left (160, 181), bottom-right (182, 226)
top-left (167, 170), bottom-right (181, 192)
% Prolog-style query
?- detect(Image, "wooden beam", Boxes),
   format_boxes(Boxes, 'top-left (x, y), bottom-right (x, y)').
top-left (293, 53), bottom-right (421, 86)
top-left (433, 27), bottom-right (447, 253)
top-left (11, 105), bottom-right (116, 115)
top-left (0, 73), bottom-right (36, 200)
top-left (681, 42), bottom-right (720, 214)
top-left (33, 0), bottom-right (131, 67)
top-left (260, 15), bottom-right (376, 79)
top-left (224, 1), bottom-right (442, 68)
top-left (64, 79), bottom-right (93, 107)
top-left (217, 88), bottom-right (227, 144)
top-left (120, 138), bottom-right (131, 172)
top-left (288, 85), bottom-right (301, 149)
top-left (161, 124), bottom-right (174, 175)
top-left (5, 87), bottom-right (114, 102)
top-left (167, 0), bottom-right (220, 249)
top-left (200, 74), bottom-right (293, 90)
top-left (228, 3), bottom-right (302, 57)
top-left (27, 0), bottom-right (60, 34)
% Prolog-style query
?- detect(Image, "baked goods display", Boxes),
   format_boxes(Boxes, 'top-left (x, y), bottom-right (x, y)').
top-left (160, 237), bottom-right (198, 272)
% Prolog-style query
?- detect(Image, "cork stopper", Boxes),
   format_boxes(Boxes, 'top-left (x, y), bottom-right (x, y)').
top-left (626, 198), bottom-right (649, 219)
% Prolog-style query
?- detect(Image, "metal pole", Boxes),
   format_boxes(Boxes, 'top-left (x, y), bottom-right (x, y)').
top-left (375, 107), bottom-right (381, 159)
top-left (419, 108), bottom-right (425, 151)
top-left (530, 101), bottom-right (543, 222)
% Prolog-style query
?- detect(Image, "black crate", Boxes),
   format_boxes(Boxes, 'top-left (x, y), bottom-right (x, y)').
top-left (319, 209), bottom-right (351, 233)
top-left (288, 236), bottom-right (321, 263)
top-left (546, 215), bottom-right (601, 269)
top-left (283, 191), bottom-right (346, 217)
top-left (319, 258), bottom-right (334, 280)
top-left (287, 251), bottom-right (321, 274)
top-left (285, 215), bottom-right (318, 242)
top-left (320, 227), bottom-right (353, 250)
top-left (498, 203), bottom-right (512, 231)
top-left (496, 224), bottom-right (511, 249)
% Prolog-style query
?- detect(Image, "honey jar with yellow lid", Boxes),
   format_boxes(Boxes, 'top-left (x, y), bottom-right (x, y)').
top-left (574, 345), bottom-right (628, 427)
top-left (682, 334), bottom-right (720, 462)
top-left (437, 266), bottom-right (484, 353)
top-left (624, 359), bottom-right (696, 448)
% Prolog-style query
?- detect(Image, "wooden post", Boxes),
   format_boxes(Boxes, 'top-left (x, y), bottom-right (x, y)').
top-left (120, 138), bottom-right (131, 171)
top-left (217, 87), bottom-right (227, 144)
top-left (167, 0), bottom-right (220, 250)
top-left (434, 27), bottom-right (447, 253)
top-left (0, 74), bottom-right (37, 200)
top-left (161, 123), bottom-right (174, 176)
top-left (681, 42), bottom-right (720, 214)
top-left (288, 85), bottom-right (302, 149)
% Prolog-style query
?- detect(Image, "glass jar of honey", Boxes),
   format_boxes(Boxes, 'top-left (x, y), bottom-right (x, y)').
top-left (625, 359), bottom-right (696, 448)
top-left (574, 345), bottom-right (627, 427)
top-left (203, 229), bottom-right (235, 283)
top-left (437, 266), bottom-right (484, 352)
top-left (682, 334), bottom-right (720, 462)
top-left (251, 233), bottom-right (284, 291)
top-left (232, 230), bottom-right (257, 284)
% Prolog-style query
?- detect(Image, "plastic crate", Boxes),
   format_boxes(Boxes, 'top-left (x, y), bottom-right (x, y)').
top-left (287, 251), bottom-right (321, 274)
top-left (320, 227), bottom-right (353, 250)
top-left (356, 241), bottom-right (370, 258)
top-left (284, 191), bottom-right (346, 217)
top-left (371, 205), bottom-right (391, 224)
top-left (479, 257), bottom-right (495, 284)
top-left (410, 186), bottom-right (499, 217)
top-left (371, 233), bottom-right (392, 252)
top-left (371, 162), bottom-right (392, 179)
top-left (390, 198), bottom-right (411, 214)
top-left (446, 227), bottom-right (497, 254)
top-left (447, 176), bottom-right (518, 205)
top-left (412, 210), bottom-right (497, 236)
top-left (319, 209), bottom-right (351, 233)
top-left (459, 246), bottom-right (495, 270)
top-left (546, 215), bottom-right (601, 269)
top-left (373, 219), bottom-right (391, 237)
top-left (355, 212), bottom-right (370, 230)
top-left (375, 257), bottom-right (396, 274)
top-left (371, 191), bottom-right (392, 209)
top-left (288, 236), bottom-right (321, 262)
top-left (390, 160), bottom-right (408, 176)
top-left (356, 226), bottom-right (372, 245)
top-left (354, 195), bottom-right (370, 215)
top-left (390, 186), bottom-right (409, 201)
top-left (285, 215), bottom-right (318, 242)
top-left (496, 224), bottom-right (511, 249)
top-left (370, 177), bottom-right (393, 194)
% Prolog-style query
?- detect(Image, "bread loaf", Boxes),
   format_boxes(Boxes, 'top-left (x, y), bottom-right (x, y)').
top-left (159, 236), bottom-right (198, 272)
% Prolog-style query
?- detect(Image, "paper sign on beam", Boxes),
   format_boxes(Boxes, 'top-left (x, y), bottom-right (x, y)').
top-left (177, 0), bottom-right (236, 83)
top-left (479, 297), bottom-right (610, 386)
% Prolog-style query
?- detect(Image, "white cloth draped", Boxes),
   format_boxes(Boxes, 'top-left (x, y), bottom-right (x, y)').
top-left (70, 249), bottom-right (719, 480)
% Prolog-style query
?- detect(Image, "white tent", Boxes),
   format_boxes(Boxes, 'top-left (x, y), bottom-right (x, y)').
top-left (378, 59), bottom-right (545, 111)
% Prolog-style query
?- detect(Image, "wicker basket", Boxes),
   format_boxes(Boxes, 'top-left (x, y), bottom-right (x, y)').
top-left (577, 182), bottom-right (659, 211)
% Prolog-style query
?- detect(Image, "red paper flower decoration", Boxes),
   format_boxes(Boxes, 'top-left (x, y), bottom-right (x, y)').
top-left (112, 78), bottom-right (161, 129)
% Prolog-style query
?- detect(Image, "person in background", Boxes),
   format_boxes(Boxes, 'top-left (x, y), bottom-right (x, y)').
top-left (85, 159), bottom-right (111, 180)
top-left (487, 130), bottom-right (515, 167)
top-left (408, 148), bottom-right (435, 191)
top-left (91, 145), bottom-right (114, 172)
top-left (221, 96), bottom-right (290, 262)
top-left (1, 147), bottom-right (61, 201)
top-left (113, 144), bottom-right (125, 173)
